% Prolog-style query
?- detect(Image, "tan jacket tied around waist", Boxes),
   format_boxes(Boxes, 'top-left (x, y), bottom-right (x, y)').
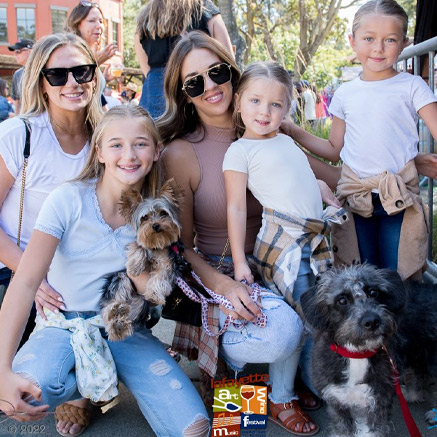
top-left (331, 160), bottom-right (429, 280)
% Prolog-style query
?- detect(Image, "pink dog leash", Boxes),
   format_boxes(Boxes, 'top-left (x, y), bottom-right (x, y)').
top-left (174, 273), bottom-right (267, 337)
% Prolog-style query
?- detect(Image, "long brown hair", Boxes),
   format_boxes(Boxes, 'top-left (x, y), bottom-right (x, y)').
top-left (136, 0), bottom-right (202, 39)
top-left (157, 31), bottom-right (240, 145)
top-left (76, 105), bottom-right (162, 198)
top-left (66, 2), bottom-right (105, 46)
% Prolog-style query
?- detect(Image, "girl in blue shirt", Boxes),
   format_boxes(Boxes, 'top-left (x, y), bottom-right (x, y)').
top-left (0, 105), bottom-right (209, 437)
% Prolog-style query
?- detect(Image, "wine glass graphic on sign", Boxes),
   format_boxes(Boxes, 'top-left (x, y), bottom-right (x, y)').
top-left (240, 385), bottom-right (255, 414)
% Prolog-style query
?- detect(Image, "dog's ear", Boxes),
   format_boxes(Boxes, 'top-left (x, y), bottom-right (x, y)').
top-left (119, 189), bottom-right (143, 221)
top-left (300, 285), bottom-right (330, 331)
top-left (160, 178), bottom-right (184, 208)
top-left (377, 268), bottom-right (408, 316)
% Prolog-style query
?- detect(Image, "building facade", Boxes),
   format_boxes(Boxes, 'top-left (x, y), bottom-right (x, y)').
top-left (0, 0), bottom-right (123, 56)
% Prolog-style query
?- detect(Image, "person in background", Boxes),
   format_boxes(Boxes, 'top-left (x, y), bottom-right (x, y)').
top-left (293, 81), bottom-right (305, 125)
top-left (135, 0), bottom-right (233, 119)
top-left (103, 86), bottom-right (121, 109)
top-left (8, 38), bottom-right (34, 115)
top-left (123, 82), bottom-right (140, 105)
top-left (301, 81), bottom-right (317, 127)
top-left (66, 0), bottom-right (118, 100)
top-left (0, 79), bottom-right (14, 122)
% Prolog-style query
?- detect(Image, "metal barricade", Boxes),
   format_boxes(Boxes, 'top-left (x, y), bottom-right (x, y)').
top-left (397, 37), bottom-right (437, 281)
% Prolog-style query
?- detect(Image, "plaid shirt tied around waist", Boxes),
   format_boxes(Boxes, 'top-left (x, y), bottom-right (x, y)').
top-left (254, 206), bottom-right (348, 306)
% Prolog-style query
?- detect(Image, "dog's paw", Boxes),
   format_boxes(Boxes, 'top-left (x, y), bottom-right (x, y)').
top-left (106, 302), bottom-right (133, 341)
top-left (401, 384), bottom-right (425, 403)
top-left (147, 293), bottom-right (166, 306)
top-left (425, 408), bottom-right (437, 425)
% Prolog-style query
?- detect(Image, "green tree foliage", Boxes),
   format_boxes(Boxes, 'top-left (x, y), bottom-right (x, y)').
top-left (123, 0), bottom-right (145, 68)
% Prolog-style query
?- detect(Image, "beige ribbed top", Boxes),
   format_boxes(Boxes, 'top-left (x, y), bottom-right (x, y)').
top-left (188, 124), bottom-right (262, 256)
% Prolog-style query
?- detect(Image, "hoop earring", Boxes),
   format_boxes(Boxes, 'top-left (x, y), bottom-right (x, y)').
top-left (43, 92), bottom-right (48, 101)
top-left (184, 102), bottom-right (195, 119)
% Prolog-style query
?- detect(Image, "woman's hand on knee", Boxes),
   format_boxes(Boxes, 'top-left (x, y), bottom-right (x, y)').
top-left (0, 371), bottom-right (48, 422)
top-left (35, 279), bottom-right (64, 319)
top-left (221, 281), bottom-right (261, 322)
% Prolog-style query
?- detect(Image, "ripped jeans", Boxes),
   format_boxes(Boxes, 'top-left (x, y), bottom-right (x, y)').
top-left (13, 311), bottom-right (209, 436)
top-left (211, 251), bottom-right (304, 404)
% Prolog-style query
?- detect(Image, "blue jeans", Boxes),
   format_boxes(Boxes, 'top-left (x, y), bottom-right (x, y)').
top-left (139, 67), bottom-right (166, 120)
top-left (216, 265), bottom-right (304, 404)
top-left (13, 311), bottom-right (209, 436)
top-left (292, 245), bottom-right (317, 395)
top-left (353, 193), bottom-right (405, 271)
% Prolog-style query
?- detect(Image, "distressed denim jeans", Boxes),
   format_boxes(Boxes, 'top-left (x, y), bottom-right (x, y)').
top-left (13, 311), bottom-right (209, 436)
top-left (219, 290), bottom-right (304, 404)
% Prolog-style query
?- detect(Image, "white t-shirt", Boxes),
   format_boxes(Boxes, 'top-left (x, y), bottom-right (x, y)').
top-left (35, 182), bottom-right (135, 311)
top-left (329, 72), bottom-right (437, 178)
top-left (0, 112), bottom-right (89, 267)
top-left (223, 133), bottom-right (322, 222)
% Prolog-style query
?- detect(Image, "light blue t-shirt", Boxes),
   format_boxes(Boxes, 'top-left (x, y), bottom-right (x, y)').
top-left (35, 181), bottom-right (135, 311)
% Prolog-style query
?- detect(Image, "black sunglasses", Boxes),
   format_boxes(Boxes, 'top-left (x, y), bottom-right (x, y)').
top-left (80, 1), bottom-right (98, 7)
top-left (182, 63), bottom-right (232, 98)
top-left (41, 64), bottom-right (97, 87)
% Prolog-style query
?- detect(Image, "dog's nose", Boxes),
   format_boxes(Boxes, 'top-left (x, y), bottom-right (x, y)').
top-left (362, 314), bottom-right (381, 331)
top-left (152, 223), bottom-right (161, 232)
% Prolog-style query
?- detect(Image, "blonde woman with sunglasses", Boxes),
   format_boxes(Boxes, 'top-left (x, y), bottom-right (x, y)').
top-left (0, 33), bottom-right (102, 435)
top-left (135, 0), bottom-right (233, 119)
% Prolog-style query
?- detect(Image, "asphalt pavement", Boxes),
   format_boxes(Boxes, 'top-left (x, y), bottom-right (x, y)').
top-left (0, 318), bottom-right (436, 437)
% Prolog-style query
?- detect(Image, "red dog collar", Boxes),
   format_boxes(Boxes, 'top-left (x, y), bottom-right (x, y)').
top-left (330, 343), bottom-right (378, 359)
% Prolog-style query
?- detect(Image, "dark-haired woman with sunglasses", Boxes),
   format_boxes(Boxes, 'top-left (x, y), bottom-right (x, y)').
top-left (157, 31), bottom-right (346, 435)
top-left (135, 0), bottom-right (233, 119)
top-left (0, 33), bottom-right (102, 436)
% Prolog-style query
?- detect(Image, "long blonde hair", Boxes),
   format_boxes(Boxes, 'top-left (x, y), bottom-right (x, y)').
top-left (20, 33), bottom-right (102, 137)
top-left (233, 61), bottom-right (293, 138)
top-left (76, 105), bottom-right (162, 198)
top-left (157, 31), bottom-right (240, 145)
top-left (352, 0), bottom-right (408, 39)
top-left (136, 0), bottom-right (202, 39)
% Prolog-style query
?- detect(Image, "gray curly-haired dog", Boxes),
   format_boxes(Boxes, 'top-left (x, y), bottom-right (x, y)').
top-left (300, 264), bottom-right (437, 437)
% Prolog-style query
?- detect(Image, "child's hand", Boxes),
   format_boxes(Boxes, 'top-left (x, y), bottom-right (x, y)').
top-left (317, 180), bottom-right (341, 208)
top-left (415, 152), bottom-right (437, 179)
top-left (234, 262), bottom-right (254, 284)
top-left (0, 370), bottom-right (48, 421)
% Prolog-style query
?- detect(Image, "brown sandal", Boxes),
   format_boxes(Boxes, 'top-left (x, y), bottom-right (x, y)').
top-left (296, 389), bottom-right (322, 411)
top-left (55, 402), bottom-right (91, 437)
top-left (269, 400), bottom-right (319, 436)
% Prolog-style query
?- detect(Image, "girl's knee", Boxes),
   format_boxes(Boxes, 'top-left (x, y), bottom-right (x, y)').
top-left (183, 415), bottom-right (210, 437)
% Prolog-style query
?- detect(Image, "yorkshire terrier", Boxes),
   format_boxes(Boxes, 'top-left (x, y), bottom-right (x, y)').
top-left (100, 179), bottom-right (185, 341)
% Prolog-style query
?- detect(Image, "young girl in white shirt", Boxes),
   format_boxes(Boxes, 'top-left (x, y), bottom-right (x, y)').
top-left (223, 61), bottom-right (343, 432)
top-left (0, 105), bottom-right (209, 437)
top-left (300, 0), bottom-right (437, 279)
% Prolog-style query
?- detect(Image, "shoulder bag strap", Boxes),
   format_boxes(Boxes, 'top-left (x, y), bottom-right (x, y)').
top-left (16, 118), bottom-right (31, 249)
